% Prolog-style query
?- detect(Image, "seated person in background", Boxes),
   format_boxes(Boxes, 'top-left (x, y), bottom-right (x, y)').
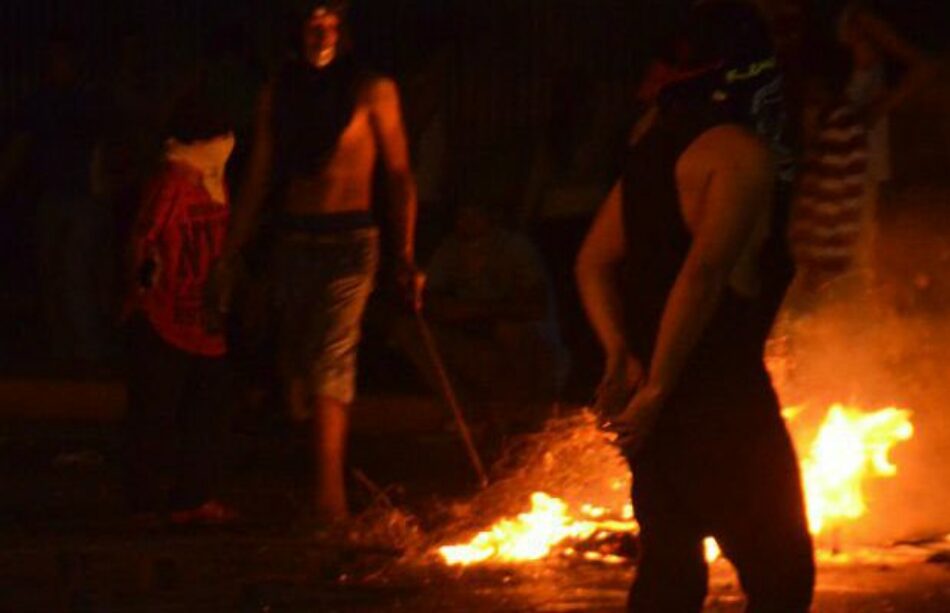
top-left (392, 204), bottom-right (569, 426)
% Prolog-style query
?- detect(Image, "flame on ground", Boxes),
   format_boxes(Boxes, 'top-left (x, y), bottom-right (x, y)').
top-left (799, 404), bottom-right (914, 535)
top-left (438, 492), bottom-right (637, 565)
top-left (437, 405), bottom-right (913, 567)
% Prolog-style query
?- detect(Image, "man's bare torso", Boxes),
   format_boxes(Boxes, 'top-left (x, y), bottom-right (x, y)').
top-left (282, 78), bottom-right (380, 216)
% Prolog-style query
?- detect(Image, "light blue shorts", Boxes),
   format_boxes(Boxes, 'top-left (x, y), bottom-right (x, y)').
top-left (273, 227), bottom-right (378, 413)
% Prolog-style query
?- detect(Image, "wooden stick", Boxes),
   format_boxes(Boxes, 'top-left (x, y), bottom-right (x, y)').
top-left (414, 312), bottom-right (489, 488)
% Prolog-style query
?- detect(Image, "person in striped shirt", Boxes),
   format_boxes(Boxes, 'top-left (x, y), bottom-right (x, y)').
top-left (789, 52), bottom-right (869, 293)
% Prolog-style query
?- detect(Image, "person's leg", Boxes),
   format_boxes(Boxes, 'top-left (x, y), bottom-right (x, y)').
top-left (124, 320), bottom-right (187, 514)
top-left (627, 447), bottom-right (709, 612)
top-left (312, 394), bottom-right (349, 521)
top-left (272, 241), bottom-right (337, 518)
top-left (307, 267), bottom-right (376, 520)
top-left (172, 354), bottom-right (233, 512)
top-left (272, 239), bottom-right (315, 423)
top-left (300, 231), bottom-right (378, 522)
top-left (711, 412), bottom-right (815, 612)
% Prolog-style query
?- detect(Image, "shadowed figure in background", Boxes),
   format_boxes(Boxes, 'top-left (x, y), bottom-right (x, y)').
top-left (212, 0), bottom-right (419, 525)
top-left (0, 30), bottom-right (111, 364)
top-left (811, 0), bottom-right (936, 272)
top-left (390, 204), bottom-right (569, 432)
top-left (788, 44), bottom-right (869, 297)
top-left (575, 2), bottom-right (814, 610)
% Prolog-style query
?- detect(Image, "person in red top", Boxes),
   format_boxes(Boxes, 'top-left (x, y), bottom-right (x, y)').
top-left (123, 85), bottom-right (237, 525)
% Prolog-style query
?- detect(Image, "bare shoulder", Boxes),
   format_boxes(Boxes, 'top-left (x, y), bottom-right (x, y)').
top-left (696, 124), bottom-right (770, 160)
top-left (686, 124), bottom-right (773, 172)
top-left (362, 75), bottom-right (401, 107)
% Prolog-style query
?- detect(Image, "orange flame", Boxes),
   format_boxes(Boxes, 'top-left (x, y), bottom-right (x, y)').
top-left (703, 537), bottom-right (722, 563)
top-left (437, 405), bottom-right (913, 566)
top-left (438, 492), bottom-right (637, 565)
top-left (799, 404), bottom-right (913, 535)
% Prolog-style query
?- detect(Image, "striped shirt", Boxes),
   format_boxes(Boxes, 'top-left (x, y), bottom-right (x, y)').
top-left (789, 101), bottom-right (869, 276)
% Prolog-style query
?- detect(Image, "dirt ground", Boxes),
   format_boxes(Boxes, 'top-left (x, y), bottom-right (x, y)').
top-left (0, 418), bottom-right (948, 613)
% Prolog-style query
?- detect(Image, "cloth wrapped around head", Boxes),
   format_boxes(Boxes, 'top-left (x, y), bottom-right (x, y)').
top-left (658, 0), bottom-right (792, 178)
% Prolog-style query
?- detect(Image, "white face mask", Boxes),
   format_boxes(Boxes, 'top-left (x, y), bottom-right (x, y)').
top-left (165, 132), bottom-right (235, 202)
top-left (303, 7), bottom-right (341, 68)
top-left (166, 133), bottom-right (233, 166)
top-left (206, 132), bottom-right (236, 166)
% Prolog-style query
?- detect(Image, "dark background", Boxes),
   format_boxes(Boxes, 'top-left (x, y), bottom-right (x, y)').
top-left (0, 0), bottom-right (947, 393)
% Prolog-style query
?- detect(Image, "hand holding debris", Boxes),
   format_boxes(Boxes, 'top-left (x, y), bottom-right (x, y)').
top-left (593, 352), bottom-right (644, 422)
top-left (604, 383), bottom-right (664, 456)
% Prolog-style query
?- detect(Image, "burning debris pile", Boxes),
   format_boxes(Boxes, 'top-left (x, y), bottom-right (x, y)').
top-left (438, 491), bottom-right (635, 565)
top-left (432, 412), bottom-right (636, 566)
top-left (433, 404), bottom-right (915, 567)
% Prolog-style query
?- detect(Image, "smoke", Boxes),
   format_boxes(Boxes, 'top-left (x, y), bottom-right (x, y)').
top-left (771, 186), bottom-right (950, 544)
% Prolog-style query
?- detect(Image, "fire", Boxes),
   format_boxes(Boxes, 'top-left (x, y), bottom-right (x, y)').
top-left (438, 492), bottom-right (637, 565)
top-left (437, 405), bottom-right (913, 567)
top-left (799, 404), bottom-right (914, 535)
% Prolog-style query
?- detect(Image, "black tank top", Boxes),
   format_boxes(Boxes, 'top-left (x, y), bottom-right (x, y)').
top-left (621, 103), bottom-right (793, 410)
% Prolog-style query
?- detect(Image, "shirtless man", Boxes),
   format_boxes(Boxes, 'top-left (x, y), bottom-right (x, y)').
top-left (575, 2), bottom-right (813, 610)
top-left (216, 0), bottom-right (417, 523)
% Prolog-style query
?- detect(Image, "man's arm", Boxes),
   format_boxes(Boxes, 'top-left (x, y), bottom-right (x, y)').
top-left (576, 181), bottom-right (646, 415)
top-left (369, 77), bottom-right (418, 270)
top-left (575, 181), bottom-right (629, 361)
top-left (574, 104), bottom-right (661, 365)
top-left (853, 8), bottom-right (937, 121)
top-left (210, 84), bottom-right (274, 314)
top-left (222, 84), bottom-right (275, 261)
top-left (643, 126), bottom-right (773, 399)
top-left (573, 104), bottom-right (659, 358)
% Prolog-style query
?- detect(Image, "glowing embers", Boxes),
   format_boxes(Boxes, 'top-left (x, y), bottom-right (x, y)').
top-left (438, 492), bottom-right (637, 566)
top-left (799, 404), bottom-right (913, 535)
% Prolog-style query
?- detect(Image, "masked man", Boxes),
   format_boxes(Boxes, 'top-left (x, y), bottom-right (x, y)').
top-left (215, 0), bottom-right (418, 524)
top-left (575, 2), bottom-right (814, 609)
